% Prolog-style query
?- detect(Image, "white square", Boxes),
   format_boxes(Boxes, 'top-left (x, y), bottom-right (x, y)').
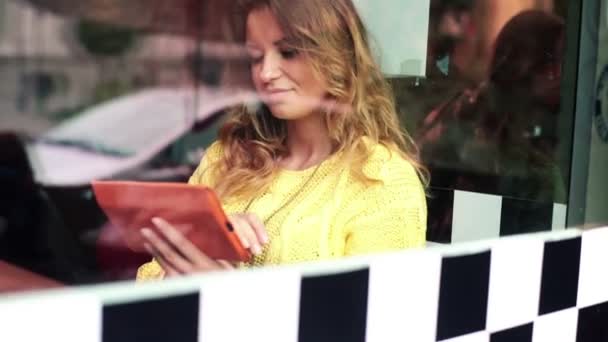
top-left (366, 250), bottom-right (442, 342)
top-left (352, 0), bottom-right (430, 76)
top-left (577, 227), bottom-right (608, 307)
top-left (438, 331), bottom-right (490, 342)
top-left (532, 308), bottom-right (578, 342)
top-left (0, 292), bottom-right (102, 342)
top-left (198, 269), bottom-right (301, 342)
top-left (551, 204), bottom-right (567, 230)
top-left (452, 191), bottom-right (502, 243)
top-left (486, 237), bottom-right (544, 332)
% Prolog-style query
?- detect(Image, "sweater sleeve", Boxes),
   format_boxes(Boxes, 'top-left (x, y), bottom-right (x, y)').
top-left (136, 259), bottom-right (165, 281)
top-left (343, 155), bottom-right (427, 256)
top-left (136, 141), bottom-right (222, 282)
top-left (188, 141), bottom-right (222, 186)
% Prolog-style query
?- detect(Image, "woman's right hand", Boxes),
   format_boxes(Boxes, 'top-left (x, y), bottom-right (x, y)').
top-left (141, 213), bottom-right (269, 277)
top-left (228, 213), bottom-right (269, 256)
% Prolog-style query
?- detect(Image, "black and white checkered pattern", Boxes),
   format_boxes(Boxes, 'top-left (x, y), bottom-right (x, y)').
top-left (0, 226), bottom-right (606, 342)
top-left (427, 189), bottom-right (568, 244)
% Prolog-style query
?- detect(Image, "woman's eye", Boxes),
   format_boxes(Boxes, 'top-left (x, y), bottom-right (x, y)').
top-left (280, 49), bottom-right (298, 59)
top-left (248, 55), bottom-right (263, 64)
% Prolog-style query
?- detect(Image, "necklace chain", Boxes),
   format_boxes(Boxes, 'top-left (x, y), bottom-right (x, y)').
top-left (244, 162), bottom-right (324, 224)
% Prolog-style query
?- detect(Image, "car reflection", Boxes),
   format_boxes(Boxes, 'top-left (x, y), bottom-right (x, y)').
top-left (4, 87), bottom-right (259, 283)
top-left (27, 87), bottom-right (258, 186)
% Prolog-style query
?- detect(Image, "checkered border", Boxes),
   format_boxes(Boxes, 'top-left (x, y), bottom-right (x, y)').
top-left (427, 189), bottom-right (568, 244)
top-left (1, 227), bottom-right (606, 342)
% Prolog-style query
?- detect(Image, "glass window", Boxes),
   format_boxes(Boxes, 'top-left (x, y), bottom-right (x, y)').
top-left (0, 0), bottom-right (604, 291)
top-left (394, 0), bottom-right (573, 242)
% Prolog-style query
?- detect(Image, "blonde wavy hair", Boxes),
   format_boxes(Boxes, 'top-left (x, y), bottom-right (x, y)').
top-left (209, 0), bottom-right (427, 201)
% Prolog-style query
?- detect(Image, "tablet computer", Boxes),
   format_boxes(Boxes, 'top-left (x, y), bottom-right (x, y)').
top-left (91, 180), bottom-right (251, 262)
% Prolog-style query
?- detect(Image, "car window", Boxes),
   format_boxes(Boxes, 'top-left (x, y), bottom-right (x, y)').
top-left (45, 88), bottom-right (194, 155)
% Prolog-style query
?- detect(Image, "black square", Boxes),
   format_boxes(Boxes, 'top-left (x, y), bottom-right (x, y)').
top-left (538, 237), bottom-right (581, 315)
top-left (490, 323), bottom-right (533, 342)
top-left (576, 301), bottom-right (608, 342)
top-left (298, 269), bottom-right (369, 342)
top-left (436, 251), bottom-right (491, 340)
top-left (426, 187), bottom-right (454, 243)
top-left (102, 292), bottom-right (199, 342)
top-left (500, 197), bottom-right (553, 236)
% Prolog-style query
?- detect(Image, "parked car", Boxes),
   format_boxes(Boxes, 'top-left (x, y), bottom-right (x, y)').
top-left (21, 86), bottom-right (258, 282)
top-left (27, 86), bottom-right (257, 186)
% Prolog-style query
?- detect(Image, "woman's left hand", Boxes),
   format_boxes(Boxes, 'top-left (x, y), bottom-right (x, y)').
top-left (141, 217), bottom-right (235, 277)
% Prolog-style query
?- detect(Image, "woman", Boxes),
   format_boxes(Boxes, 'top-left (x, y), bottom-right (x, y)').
top-left (137, 0), bottom-right (427, 280)
top-left (418, 10), bottom-right (566, 240)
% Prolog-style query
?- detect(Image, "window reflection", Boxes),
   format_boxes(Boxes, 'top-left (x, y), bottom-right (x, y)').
top-left (0, 0), bottom-right (576, 288)
top-left (392, 1), bottom-right (570, 241)
top-left (419, 10), bottom-right (566, 202)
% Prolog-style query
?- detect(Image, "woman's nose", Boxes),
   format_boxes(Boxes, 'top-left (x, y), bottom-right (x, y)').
top-left (259, 54), bottom-right (281, 82)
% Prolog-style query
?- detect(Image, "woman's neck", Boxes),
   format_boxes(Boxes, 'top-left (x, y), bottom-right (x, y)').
top-left (281, 113), bottom-right (333, 170)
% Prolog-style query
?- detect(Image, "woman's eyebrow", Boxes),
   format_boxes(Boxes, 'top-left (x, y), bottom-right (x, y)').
top-left (245, 37), bottom-right (290, 49)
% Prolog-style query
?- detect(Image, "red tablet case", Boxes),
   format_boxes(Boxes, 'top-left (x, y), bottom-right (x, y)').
top-left (91, 181), bottom-right (251, 262)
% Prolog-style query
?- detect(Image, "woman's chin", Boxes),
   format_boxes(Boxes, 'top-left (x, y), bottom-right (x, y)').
top-left (267, 105), bottom-right (308, 121)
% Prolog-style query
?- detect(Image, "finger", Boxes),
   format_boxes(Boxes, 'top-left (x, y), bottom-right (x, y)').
top-left (228, 215), bottom-right (251, 249)
top-left (245, 213), bottom-right (269, 244)
top-left (151, 217), bottom-right (213, 267)
top-left (216, 260), bottom-right (236, 269)
top-left (152, 218), bottom-right (228, 272)
top-left (155, 257), bottom-right (179, 277)
top-left (142, 228), bottom-right (189, 274)
top-left (141, 227), bottom-right (192, 274)
top-left (143, 242), bottom-right (178, 277)
top-left (191, 250), bottom-right (223, 271)
top-left (231, 215), bottom-right (262, 255)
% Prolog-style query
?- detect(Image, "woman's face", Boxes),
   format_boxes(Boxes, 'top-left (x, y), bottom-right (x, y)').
top-left (246, 7), bottom-right (328, 120)
top-left (531, 37), bottom-right (564, 108)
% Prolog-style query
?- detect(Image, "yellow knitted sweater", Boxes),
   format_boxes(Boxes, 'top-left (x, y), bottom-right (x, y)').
top-left (136, 140), bottom-right (427, 280)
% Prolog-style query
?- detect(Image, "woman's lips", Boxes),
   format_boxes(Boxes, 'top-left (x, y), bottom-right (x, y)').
top-left (267, 88), bottom-right (290, 94)
top-left (263, 89), bottom-right (292, 103)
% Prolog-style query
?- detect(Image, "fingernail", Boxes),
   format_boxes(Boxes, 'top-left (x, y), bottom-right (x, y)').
top-left (151, 217), bottom-right (161, 226)
top-left (141, 228), bottom-right (151, 236)
top-left (252, 244), bottom-right (262, 255)
top-left (262, 234), bottom-right (269, 244)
